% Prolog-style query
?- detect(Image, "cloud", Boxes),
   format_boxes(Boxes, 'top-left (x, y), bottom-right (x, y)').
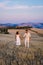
top-left (0, 1), bottom-right (10, 8)
top-left (5, 5), bottom-right (43, 10)
top-left (31, 6), bottom-right (43, 8)
top-left (0, 2), bottom-right (28, 10)
top-left (4, 5), bottom-right (29, 10)
top-left (0, 1), bottom-right (43, 10)
top-left (0, 2), bottom-right (4, 7)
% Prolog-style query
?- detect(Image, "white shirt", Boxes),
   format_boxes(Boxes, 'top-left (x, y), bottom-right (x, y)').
top-left (23, 32), bottom-right (31, 41)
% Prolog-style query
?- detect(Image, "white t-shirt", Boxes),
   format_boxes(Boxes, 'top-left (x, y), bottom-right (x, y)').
top-left (23, 32), bottom-right (31, 41)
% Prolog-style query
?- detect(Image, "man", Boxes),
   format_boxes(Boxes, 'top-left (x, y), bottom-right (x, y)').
top-left (23, 29), bottom-right (31, 48)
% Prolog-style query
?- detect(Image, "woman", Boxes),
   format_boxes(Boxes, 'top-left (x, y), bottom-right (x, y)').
top-left (15, 31), bottom-right (21, 46)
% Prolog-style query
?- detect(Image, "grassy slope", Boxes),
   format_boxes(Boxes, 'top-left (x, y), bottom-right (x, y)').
top-left (0, 29), bottom-right (43, 65)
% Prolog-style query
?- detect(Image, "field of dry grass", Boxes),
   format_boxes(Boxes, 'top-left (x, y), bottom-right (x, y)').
top-left (31, 28), bottom-right (43, 36)
top-left (0, 29), bottom-right (43, 65)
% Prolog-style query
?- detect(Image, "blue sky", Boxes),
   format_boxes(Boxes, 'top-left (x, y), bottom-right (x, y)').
top-left (0, 0), bottom-right (43, 23)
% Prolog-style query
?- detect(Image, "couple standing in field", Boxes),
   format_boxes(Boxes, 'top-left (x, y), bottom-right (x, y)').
top-left (15, 29), bottom-right (31, 48)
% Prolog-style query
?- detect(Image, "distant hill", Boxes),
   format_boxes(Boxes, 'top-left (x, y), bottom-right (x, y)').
top-left (32, 23), bottom-right (43, 29)
top-left (0, 23), bottom-right (18, 27)
top-left (0, 22), bottom-right (43, 29)
top-left (18, 22), bottom-right (43, 29)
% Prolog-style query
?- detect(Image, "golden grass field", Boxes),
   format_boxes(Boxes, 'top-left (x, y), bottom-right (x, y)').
top-left (0, 28), bottom-right (43, 65)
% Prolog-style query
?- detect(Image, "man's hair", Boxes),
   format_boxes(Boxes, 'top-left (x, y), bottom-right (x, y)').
top-left (26, 29), bottom-right (28, 31)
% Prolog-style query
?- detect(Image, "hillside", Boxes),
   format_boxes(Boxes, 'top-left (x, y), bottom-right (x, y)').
top-left (0, 29), bottom-right (43, 65)
top-left (0, 22), bottom-right (43, 29)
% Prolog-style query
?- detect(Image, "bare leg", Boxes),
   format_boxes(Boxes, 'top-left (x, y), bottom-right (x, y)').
top-left (27, 41), bottom-right (29, 48)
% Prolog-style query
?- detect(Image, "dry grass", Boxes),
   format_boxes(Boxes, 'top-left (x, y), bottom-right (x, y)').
top-left (0, 29), bottom-right (43, 65)
top-left (31, 28), bottom-right (43, 36)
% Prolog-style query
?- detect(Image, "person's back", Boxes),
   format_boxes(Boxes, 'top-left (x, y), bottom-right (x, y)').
top-left (15, 31), bottom-right (21, 46)
top-left (23, 29), bottom-right (31, 48)
top-left (24, 32), bottom-right (31, 40)
top-left (16, 34), bottom-right (20, 41)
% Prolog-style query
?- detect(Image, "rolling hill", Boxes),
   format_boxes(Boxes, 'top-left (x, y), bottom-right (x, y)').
top-left (0, 22), bottom-right (43, 29)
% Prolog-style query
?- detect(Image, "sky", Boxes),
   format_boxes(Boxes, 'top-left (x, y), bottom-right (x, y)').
top-left (0, 0), bottom-right (43, 23)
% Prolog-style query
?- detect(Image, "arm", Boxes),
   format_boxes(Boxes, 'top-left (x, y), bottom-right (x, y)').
top-left (29, 36), bottom-right (31, 40)
top-left (29, 33), bottom-right (31, 40)
top-left (23, 33), bottom-right (26, 38)
top-left (19, 35), bottom-right (23, 40)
